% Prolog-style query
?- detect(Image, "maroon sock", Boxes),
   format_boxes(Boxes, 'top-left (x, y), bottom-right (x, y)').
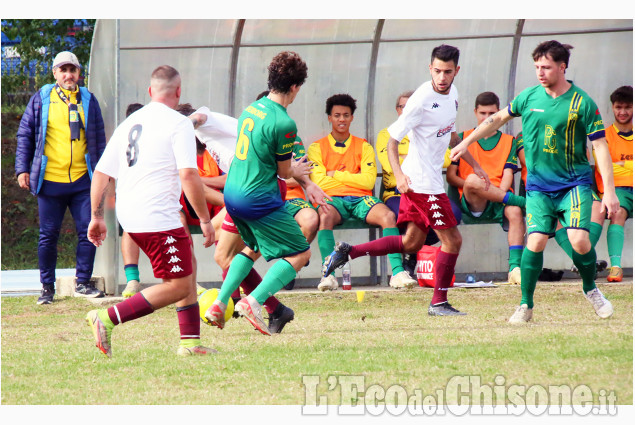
top-left (221, 268), bottom-right (241, 299)
top-left (349, 235), bottom-right (404, 259)
top-left (176, 302), bottom-right (200, 341)
top-left (107, 292), bottom-right (154, 325)
top-left (239, 268), bottom-right (279, 315)
top-left (431, 251), bottom-right (459, 305)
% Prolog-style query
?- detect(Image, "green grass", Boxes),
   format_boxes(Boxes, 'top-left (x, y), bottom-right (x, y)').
top-left (1, 282), bottom-right (632, 405)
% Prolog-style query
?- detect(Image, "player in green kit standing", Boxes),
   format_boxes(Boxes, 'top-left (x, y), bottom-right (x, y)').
top-left (451, 40), bottom-right (620, 323)
top-left (204, 51), bottom-right (318, 335)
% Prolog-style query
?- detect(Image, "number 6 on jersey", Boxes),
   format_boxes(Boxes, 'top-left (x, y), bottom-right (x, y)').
top-left (236, 118), bottom-right (254, 160)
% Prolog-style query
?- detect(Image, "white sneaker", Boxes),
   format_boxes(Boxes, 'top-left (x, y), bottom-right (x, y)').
top-left (509, 304), bottom-right (533, 324)
top-left (318, 274), bottom-right (338, 291)
top-left (389, 271), bottom-right (416, 289)
top-left (122, 279), bottom-right (141, 298)
top-left (584, 288), bottom-right (614, 319)
top-left (507, 267), bottom-right (521, 285)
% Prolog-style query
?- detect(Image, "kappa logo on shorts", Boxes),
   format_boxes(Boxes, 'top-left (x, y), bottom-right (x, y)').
top-left (165, 236), bottom-right (176, 244)
top-left (430, 204), bottom-right (440, 210)
top-left (434, 220), bottom-right (445, 226)
top-left (166, 246), bottom-right (179, 254)
top-left (168, 255), bottom-right (182, 264)
top-left (170, 265), bottom-right (184, 273)
top-left (428, 195), bottom-right (438, 201)
top-left (432, 211), bottom-right (443, 218)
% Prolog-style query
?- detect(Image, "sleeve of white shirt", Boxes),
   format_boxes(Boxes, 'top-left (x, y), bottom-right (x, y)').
top-left (387, 93), bottom-right (425, 141)
top-left (172, 118), bottom-right (197, 170)
top-left (194, 106), bottom-right (238, 142)
top-left (95, 130), bottom-right (121, 179)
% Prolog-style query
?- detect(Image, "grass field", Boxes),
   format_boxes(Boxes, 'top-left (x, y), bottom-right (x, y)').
top-left (1, 280), bottom-right (632, 406)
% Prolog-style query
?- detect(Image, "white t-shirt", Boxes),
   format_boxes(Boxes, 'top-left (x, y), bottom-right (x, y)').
top-left (96, 102), bottom-right (197, 232)
top-left (194, 106), bottom-right (238, 174)
top-left (387, 81), bottom-right (458, 194)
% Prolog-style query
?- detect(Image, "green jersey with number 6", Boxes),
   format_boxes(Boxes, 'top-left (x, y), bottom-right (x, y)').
top-left (507, 81), bottom-right (605, 192)
top-left (224, 96), bottom-right (297, 220)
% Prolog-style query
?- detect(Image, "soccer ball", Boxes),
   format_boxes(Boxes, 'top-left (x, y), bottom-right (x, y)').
top-left (198, 288), bottom-right (234, 324)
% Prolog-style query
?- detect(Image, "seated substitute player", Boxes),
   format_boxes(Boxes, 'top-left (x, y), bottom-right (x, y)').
top-left (446, 91), bottom-right (526, 285)
top-left (309, 93), bottom-right (416, 290)
top-left (451, 40), bottom-right (619, 323)
top-left (592, 85), bottom-right (632, 282)
top-left (323, 45), bottom-right (491, 316)
top-left (205, 51), bottom-right (330, 336)
top-left (86, 65), bottom-right (216, 357)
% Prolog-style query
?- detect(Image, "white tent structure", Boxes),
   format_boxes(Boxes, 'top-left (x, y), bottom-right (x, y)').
top-left (89, 19), bottom-right (633, 294)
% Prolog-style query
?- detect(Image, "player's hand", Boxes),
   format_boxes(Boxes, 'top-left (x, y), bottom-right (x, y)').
top-left (450, 144), bottom-right (467, 162)
top-left (396, 173), bottom-right (413, 193)
top-left (472, 164), bottom-right (491, 191)
top-left (17, 172), bottom-right (30, 190)
top-left (305, 182), bottom-right (332, 211)
top-left (189, 113), bottom-right (208, 129)
top-left (600, 190), bottom-right (620, 219)
top-left (87, 219), bottom-right (107, 247)
top-left (200, 221), bottom-right (214, 248)
top-left (290, 154), bottom-right (312, 178)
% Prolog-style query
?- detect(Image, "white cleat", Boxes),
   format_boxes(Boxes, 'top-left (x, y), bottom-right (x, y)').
top-left (509, 304), bottom-right (533, 324)
top-left (585, 288), bottom-right (614, 319)
top-left (317, 274), bottom-right (338, 292)
top-left (389, 271), bottom-right (416, 289)
top-left (507, 267), bottom-right (521, 285)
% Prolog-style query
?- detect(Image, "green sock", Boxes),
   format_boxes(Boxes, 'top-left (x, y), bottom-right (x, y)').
top-left (318, 229), bottom-right (336, 276)
top-left (180, 338), bottom-right (200, 348)
top-left (383, 227), bottom-right (405, 275)
top-left (589, 222), bottom-right (603, 248)
top-left (503, 192), bottom-right (526, 208)
top-left (520, 248), bottom-right (543, 309)
top-left (251, 259), bottom-right (297, 305)
top-left (555, 227), bottom-right (573, 259)
top-left (572, 248), bottom-right (597, 293)
top-left (218, 254), bottom-right (254, 304)
top-left (97, 309), bottom-right (115, 328)
top-left (607, 224), bottom-right (624, 268)
top-left (508, 246), bottom-right (523, 271)
top-left (124, 265), bottom-right (140, 282)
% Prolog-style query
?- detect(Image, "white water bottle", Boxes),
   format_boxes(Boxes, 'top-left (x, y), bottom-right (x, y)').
top-left (342, 262), bottom-right (352, 290)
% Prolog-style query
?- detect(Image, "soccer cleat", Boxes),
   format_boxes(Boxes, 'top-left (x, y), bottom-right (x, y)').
top-left (402, 253), bottom-right (417, 280)
top-left (607, 266), bottom-right (623, 282)
top-left (122, 279), bottom-right (141, 298)
top-left (389, 271), bottom-right (416, 289)
top-left (85, 310), bottom-right (112, 358)
top-left (317, 274), bottom-right (338, 292)
top-left (596, 260), bottom-right (608, 274)
top-left (322, 242), bottom-right (352, 277)
top-left (196, 283), bottom-right (207, 295)
top-left (584, 288), bottom-right (613, 318)
top-left (37, 284), bottom-right (55, 305)
top-left (428, 302), bottom-right (467, 316)
top-left (268, 303), bottom-right (295, 334)
top-left (204, 300), bottom-right (227, 329)
top-left (232, 297), bottom-right (241, 318)
top-left (506, 267), bottom-right (521, 285)
top-left (75, 282), bottom-right (104, 298)
top-left (177, 345), bottom-right (218, 356)
top-left (235, 295), bottom-right (271, 336)
top-left (283, 278), bottom-right (296, 290)
top-left (508, 304), bottom-right (533, 324)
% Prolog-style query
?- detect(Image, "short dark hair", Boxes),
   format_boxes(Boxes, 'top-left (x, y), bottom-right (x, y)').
top-left (431, 44), bottom-right (460, 66)
top-left (326, 93), bottom-right (357, 115)
top-left (151, 65), bottom-right (180, 81)
top-left (267, 51), bottom-right (308, 94)
top-left (126, 103), bottom-right (143, 117)
top-left (256, 90), bottom-right (270, 100)
top-left (474, 92), bottom-right (500, 109)
top-left (610, 86), bottom-right (633, 105)
top-left (175, 103), bottom-right (205, 154)
top-left (532, 40), bottom-right (573, 68)
top-left (395, 90), bottom-right (414, 109)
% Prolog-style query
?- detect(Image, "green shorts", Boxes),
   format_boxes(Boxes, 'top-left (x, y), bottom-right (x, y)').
top-left (594, 187), bottom-right (633, 219)
top-left (321, 195), bottom-right (381, 225)
top-left (460, 195), bottom-right (505, 226)
top-left (526, 185), bottom-right (593, 236)
top-left (285, 198), bottom-right (317, 217)
top-left (231, 206), bottom-right (310, 261)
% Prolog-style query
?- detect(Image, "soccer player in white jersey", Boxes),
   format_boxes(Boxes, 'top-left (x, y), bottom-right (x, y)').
top-left (85, 65), bottom-right (216, 357)
top-left (323, 45), bottom-right (490, 316)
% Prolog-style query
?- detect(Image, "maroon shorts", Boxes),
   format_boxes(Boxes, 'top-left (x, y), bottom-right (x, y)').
top-left (397, 192), bottom-right (457, 233)
top-left (128, 227), bottom-right (193, 279)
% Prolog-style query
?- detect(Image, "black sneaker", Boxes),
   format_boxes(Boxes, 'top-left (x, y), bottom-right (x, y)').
top-left (284, 278), bottom-right (296, 290)
top-left (232, 297), bottom-right (241, 319)
top-left (428, 301), bottom-right (467, 316)
top-left (268, 303), bottom-right (295, 334)
top-left (75, 282), bottom-right (104, 298)
top-left (596, 260), bottom-right (608, 273)
top-left (322, 241), bottom-right (352, 277)
top-left (402, 253), bottom-right (417, 280)
top-left (37, 284), bottom-right (55, 305)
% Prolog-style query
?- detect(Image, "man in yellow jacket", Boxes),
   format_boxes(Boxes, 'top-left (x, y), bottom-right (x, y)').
top-left (308, 93), bottom-right (416, 290)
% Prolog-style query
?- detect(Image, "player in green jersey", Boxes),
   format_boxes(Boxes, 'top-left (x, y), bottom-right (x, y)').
top-left (451, 40), bottom-right (620, 323)
top-left (204, 51), bottom-right (328, 335)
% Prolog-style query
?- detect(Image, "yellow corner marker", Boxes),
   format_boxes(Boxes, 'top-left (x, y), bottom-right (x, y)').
top-left (356, 290), bottom-right (365, 303)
